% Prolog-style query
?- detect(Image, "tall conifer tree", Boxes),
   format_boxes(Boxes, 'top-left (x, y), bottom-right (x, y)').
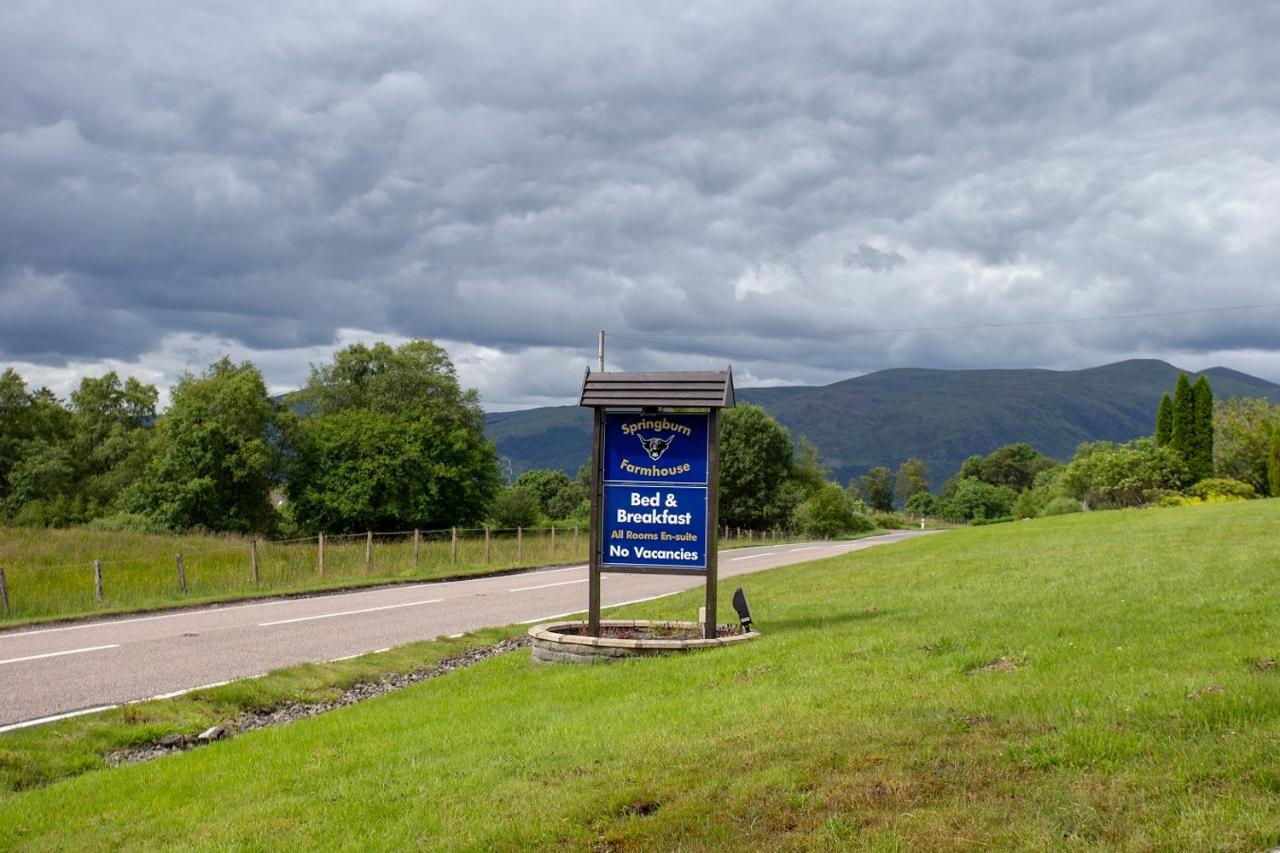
top-left (1154, 392), bottom-right (1173, 446)
top-left (1191, 375), bottom-right (1214, 481)
top-left (1269, 429), bottom-right (1280, 498)
top-left (1170, 372), bottom-right (1195, 467)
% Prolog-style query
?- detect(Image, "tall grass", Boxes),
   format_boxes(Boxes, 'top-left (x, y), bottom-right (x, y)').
top-left (0, 526), bottom-right (586, 625)
top-left (0, 525), bottom-right (781, 626)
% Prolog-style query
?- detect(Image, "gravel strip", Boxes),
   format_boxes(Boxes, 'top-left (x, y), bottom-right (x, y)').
top-left (107, 637), bottom-right (531, 766)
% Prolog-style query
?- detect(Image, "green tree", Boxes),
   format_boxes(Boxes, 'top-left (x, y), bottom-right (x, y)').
top-left (939, 478), bottom-right (1017, 522)
top-left (68, 372), bottom-right (158, 514)
top-left (0, 370), bottom-right (72, 510)
top-left (718, 404), bottom-right (797, 529)
top-left (546, 481), bottom-right (589, 520)
top-left (1170, 372), bottom-right (1196, 470)
top-left (489, 486), bottom-right (542, 529)
top-left (1190, 376), bottom-right (1214, 481)
top-left (300, 340), bottom-right (477, 417)
top-left (127, 358), bottom-right (279, 532)
top-left (1155, 392), bottom-right (1173, 446)
top-left (858, 466), bottom-right (895, 512)
top-left (1212, 397), bottom-right (1280, 495)
top-left (791, 436), bottom-right (828, 499)
top-left (1058, 439), bottom-right (1189, 509)
top-left (791, 481), bottom-right (873, 538)
top-left (904, 491), bottom-right (938, 517)
top-left (287, 341), bottom-right (500, 533)
top-left (939, 455), bottom-right (983, 499)
top-left (894, 458), bottom-right (930, 507)
top-left (1269, 429), bottom-right (1280, 499)
top-left (977, 443), bottom-right (1056, 492)
top-left (514, 469), bottom-right (571, 514)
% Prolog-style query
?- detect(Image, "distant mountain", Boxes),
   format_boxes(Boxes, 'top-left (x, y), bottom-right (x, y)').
top-left (484, 359), bottom-right (1280, 488)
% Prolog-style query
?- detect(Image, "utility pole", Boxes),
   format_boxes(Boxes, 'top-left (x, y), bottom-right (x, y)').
top-left (597, 330), bottom-right (605, 373)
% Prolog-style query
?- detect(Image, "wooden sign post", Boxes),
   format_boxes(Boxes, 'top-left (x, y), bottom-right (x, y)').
top-left (581, 369), bottom-right (734, 640)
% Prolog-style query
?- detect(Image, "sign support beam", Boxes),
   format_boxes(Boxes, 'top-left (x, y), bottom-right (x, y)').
top-left (704, 408), bottom-right (720, 639)
top-left (588, 407), bottom-right (604, 636)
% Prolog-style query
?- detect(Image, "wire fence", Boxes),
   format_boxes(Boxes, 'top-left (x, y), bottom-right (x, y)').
top-left (0, 525), bottom-right (789, 624)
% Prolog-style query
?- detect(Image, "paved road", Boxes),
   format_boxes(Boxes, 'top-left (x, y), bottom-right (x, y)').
top-left (0, 531), bottom-right (934, 729)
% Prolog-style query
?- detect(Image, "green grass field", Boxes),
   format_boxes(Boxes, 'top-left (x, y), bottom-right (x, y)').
top-left (0, 526), bottom-right (790, 627)
top-left (3, 500), bottom-right (1279, 849)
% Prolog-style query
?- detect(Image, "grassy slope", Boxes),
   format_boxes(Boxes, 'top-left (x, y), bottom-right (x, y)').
top-left (486, 359), bottom-right (1280, 484)
top-left (4, 501), bottom-right (1280, 850)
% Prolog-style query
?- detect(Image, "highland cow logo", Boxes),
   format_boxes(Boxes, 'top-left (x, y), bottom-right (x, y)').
top-left (636, 433), bottom-right (675, 462)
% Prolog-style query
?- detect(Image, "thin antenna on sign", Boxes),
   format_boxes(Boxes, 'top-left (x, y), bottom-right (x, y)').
top-left (598, 330), bottom-right (605, 373)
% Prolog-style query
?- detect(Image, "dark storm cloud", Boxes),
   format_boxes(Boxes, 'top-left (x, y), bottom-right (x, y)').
top-left (1, 0), bottom-right (1278, 407)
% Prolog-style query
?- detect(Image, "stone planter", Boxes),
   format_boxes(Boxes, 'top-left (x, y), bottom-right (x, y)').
top-left (527, 619), bottom-right (758, 663)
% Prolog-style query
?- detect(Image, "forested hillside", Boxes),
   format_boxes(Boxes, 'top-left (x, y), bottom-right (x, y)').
top-left (485, 359), bottom-right (1280, 486)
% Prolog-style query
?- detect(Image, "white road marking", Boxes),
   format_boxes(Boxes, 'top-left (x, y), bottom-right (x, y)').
top-left (0, 705), bottom-right (119, 733)
top-left (0, 644), bottom-right (120, 666)
top-left (788, 546), bottom-right (822, 552)
top-left (730, 553), bottom-right (769, 561)
top-left (530, 565), bottom-right (587, 575)
top-left (508, 578), bottom-right (589, 592)
top-left (259, 599), bottom-right (443, 627)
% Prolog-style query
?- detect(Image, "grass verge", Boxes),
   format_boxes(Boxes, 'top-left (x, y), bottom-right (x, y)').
top-left (4, 501), bottom-right (1279, 849)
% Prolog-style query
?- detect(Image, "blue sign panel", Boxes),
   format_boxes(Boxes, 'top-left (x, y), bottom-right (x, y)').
top-left (601, 412), bottom-right (710, 571)
top-left (602, 484), bottom-right (707, 569)
top-left (602, 413), bottom-right (708, 486)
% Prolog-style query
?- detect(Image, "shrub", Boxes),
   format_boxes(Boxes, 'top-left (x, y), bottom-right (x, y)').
top-left (792, 482), bottom-right (873, 538)
top-left (1058, 439), bottom-right (1189, 509)
top-left (488, 486), bottom-right (542, 529)
top-left (1186, 478), bottom-right (1258, 501)
top-left (904, 491), bottom-right (938, 517)
top-left (85, 511), bottom-right (167, 533)
top-left (870, 512), bottom-right (909, 529)
top-left (939, 478), bottom-right (1017, 522)
top-left (1039, 496), bottom-right (1082, 516)
top-left (969, 515), bottom-right (1015, 526)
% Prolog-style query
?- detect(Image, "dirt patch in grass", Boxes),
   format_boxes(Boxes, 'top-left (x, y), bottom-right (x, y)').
top-left (968, 655), bottom-right (1023, 675)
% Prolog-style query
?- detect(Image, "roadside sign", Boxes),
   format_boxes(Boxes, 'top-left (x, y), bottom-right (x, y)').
top-left (579, 369), bottom-right (734, 638)
top-left (601, 412), bottom-right (709, 571)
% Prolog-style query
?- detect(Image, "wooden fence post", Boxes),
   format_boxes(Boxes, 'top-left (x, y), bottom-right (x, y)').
top-left (484, 527), bottom-right (491, 563)
top-left (318, 532), bottom-right (325, 576)
top-left (451, 527), bottom-right (458, 566)
top-left (517, 527), bottom-right (523, 561)
top-left (94, 559), bottom-right (104, 604)
top-left (250, 539), bottom-right (260, 585)
top-left (413, 529), bottom-right (421, 564)
top-left (0, 567), bottom-right (9, 616)
top-left (365, 531), bottom-right (373, 575)
top-left (550, 525), bottom-right (556, 557)
top-left (176, 552), bottom-right (187, 594)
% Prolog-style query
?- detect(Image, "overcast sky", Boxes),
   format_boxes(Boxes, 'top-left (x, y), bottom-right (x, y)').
top-left (2, 1), bottom-right (1278, 410)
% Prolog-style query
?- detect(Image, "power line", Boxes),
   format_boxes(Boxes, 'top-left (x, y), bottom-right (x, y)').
top-left (607, 334), bottom-right (856, 373)
top-left (613, 300), bottom-right (1280, 340)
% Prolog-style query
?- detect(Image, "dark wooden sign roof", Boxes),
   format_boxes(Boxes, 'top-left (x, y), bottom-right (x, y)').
top-left (578, 368), bottom-right (735, 409)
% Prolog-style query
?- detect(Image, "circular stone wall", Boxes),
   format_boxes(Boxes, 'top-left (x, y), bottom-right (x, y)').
top-left (528, 620), bottom-right (758, 664)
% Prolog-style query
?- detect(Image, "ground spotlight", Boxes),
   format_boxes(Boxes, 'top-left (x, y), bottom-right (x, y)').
top-left (731, 587), bottom-right (753, 632)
